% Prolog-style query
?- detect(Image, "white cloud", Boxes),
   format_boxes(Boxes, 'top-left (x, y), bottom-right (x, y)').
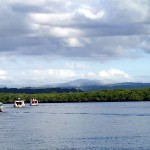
top-left (63, 38), bottom-right (84, 47)
top-left (99, 69), bottom-right (129, 78)
top-left (77, 5), bottom-right (105, 20)
top-left (81, 72), bottom-right (97, 79)
top-left (65, 62), bottom-right (88, 69)
top-left (30, 13), bottom-right (74, 26)
top-left (0, 69), bottom-right (7, 80)
top-left (32, 69), bottom-right (76, 79)
top-left (48, 69), bottom-right (76, 78)
top-left (50, 27), bottom-right (83, 37)
top-left (99, 69), bottom-right (132, 83)
top-left (5, 68), bottom-right (77, 86)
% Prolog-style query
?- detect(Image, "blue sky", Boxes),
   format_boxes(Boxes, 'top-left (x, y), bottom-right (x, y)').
top-left (0, 0), bottom-right (150, 87)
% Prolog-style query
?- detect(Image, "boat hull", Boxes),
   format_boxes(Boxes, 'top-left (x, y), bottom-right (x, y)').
top-left (30, 103), bottom-right (38, 106)
top-left (14, 104), bottom-right (25, 108)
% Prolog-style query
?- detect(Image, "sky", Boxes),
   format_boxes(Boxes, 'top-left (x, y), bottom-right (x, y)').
top-left (0, 0), bottom-right (150, 87)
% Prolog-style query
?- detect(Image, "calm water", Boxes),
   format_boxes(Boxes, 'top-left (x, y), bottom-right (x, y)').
top-left (1, 102), bottom-right (150, 150)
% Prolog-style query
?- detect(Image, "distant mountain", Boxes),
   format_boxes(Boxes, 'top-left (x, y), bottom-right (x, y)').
top-left (80, 82), bottom-right (150, 91)
top-left (56, 79), bottom-right (103, 87)
top-left (1, 79), bottom-right (150, 93)
top-left (53, 79), bottom-right (150, 91)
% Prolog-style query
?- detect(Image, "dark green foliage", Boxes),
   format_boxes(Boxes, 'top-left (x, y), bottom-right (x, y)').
top-left (1, 88), bottom-right (150, 104)
top-left (0, 87), bottom-right (81, 94)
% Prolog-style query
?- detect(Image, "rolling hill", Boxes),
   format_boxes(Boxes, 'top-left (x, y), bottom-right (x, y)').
top-left (55, 79), bottom-right (150, 91)
top-left (1, 79), bottom-right (150, 93)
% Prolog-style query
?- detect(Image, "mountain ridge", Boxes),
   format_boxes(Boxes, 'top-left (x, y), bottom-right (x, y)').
top-left (1, 79), bottom-right (150, 93)
top-left (53, 79), bottom-right (150, 91)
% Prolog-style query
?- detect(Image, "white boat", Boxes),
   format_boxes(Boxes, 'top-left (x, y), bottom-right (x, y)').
top-left (30, 98), bottom-right (38, 106)
top-left (0, 102), bottom-right (3, 112)
top-left (14, 98), bottom-right (25, 108)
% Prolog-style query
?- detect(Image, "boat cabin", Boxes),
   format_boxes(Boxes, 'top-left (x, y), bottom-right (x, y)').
top-left (14, 98), bottom-right (25, 108)
top-left (30, 99), bottom-right (38, 106)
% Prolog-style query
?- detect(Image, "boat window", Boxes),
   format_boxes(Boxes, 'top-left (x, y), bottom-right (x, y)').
top-left (16, 102), bottom-right (22, 105)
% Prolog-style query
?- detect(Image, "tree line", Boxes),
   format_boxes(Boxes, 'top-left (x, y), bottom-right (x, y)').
top-left (0, 87), bottom-right (80, 94)
top-left (1, 88), bottom-right (150, 104)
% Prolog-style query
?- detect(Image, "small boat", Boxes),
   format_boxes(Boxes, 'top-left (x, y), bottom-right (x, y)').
top-left (30, 98), bottom-right (38, 106)
top-left (14, 98), bottom-right (25, 108)
top-left (0, 102), bottom-right (4, 112)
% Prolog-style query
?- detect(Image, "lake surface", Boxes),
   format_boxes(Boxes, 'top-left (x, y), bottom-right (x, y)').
top-left (1, 102), bottom-right (150, 150)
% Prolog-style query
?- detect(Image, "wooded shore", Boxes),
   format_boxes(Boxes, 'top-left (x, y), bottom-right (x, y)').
top-left (1, 88), bottom-right (150, 104)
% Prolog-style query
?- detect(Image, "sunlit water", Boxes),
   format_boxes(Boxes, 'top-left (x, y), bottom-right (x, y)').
top-left (1, 102), bottom-right (150, 150)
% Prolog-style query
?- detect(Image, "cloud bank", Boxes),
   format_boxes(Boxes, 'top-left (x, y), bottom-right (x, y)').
top-left (0, 0), bottom-right (150, 61)
top-left (0, 0), bottom-right (150, 87)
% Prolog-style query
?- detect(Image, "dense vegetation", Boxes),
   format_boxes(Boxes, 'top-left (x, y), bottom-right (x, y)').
top-left (1, 88), bottom-right (150, 104)
top-left (0, 87), bottom-right (81, 94)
